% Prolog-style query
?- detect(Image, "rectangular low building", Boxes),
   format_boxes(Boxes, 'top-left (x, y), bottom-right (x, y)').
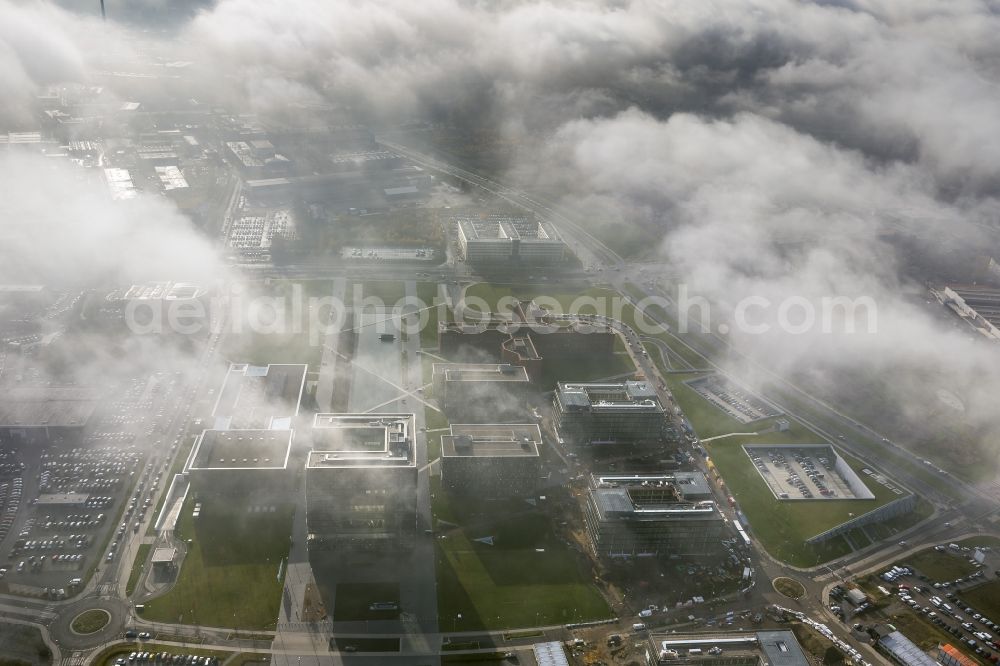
top-left (584, 474), bottom-right (725, 558)
top-left (212, 363), bottom-right (307, 430)
top-left (432, 363), bottom-right (530, 421)
top-left (306, 414), bottom-right (417, 550)
top-left (555, 381), bottom-right (666, 446)
top-left (184, 429), bottom-right (295, 502)
top-left (0, 387), bottom-right (100, 442)
top-left (454, 211), bottom-right (566, 265)
top-left (647, 630), bottom-right (808, 666)
top-left (877, 631), bottom-right (937, 666)
top-left (440, 424), bottom-right (541, 498)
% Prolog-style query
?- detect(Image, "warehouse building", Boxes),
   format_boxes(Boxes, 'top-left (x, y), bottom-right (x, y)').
top-left (555, 381), bottom-right (667, 446)
top-left (432, 363), bottom-right (530, 421)
top-left (584, 474), bottom-right (725, 558)
top-left (440, 424), bottom-right (541, 498)
top-left (0, 387), bottom-right (100, 443)
top-left (874, 629), bottom-right (937, 666)
top-left (306, 413), bottom-right (417, 550)
top-left (454, 212), bottom-right (566, 265)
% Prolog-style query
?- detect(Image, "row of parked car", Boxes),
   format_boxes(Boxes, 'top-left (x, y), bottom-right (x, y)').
top-left (118, 653), bottom-right (220, 666)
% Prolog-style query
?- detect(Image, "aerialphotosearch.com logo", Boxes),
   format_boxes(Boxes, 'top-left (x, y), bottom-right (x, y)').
top-left (123, 282), bottom-right (879, 340)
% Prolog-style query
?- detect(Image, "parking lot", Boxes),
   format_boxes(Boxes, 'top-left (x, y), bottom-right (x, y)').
top-left (0, 372), bottom-right (192, 597)
top-left (342, 245), bottom-right (434, 261)
top-left (833, 544), bottom-right (999, 663)
top-left (687, 375), bottom-right (782, 424)
top-left (1, 446), bottom-right (143, 595)
top-left (744, 445), bottom-right (862, 500)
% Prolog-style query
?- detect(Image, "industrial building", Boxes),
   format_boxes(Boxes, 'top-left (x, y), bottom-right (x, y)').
top-left (306, 413), bottom-right (417, 550)
top-left (0, 387), bottom-right (100, 442)
top-left (583, 474), bottom-right (725, 558)
top-left (873, 628), bottom-right (938, 666)
top-left (211, 363), bottom-right (308, 430)
top-left (432, 363), bottom-right (530, 421)
top-left (454, 212), bottom-right (566, 265)
top-left (184, 429), bottom-right (295, 501)
top-left (224, 140), bottom-right (291, 177)
top-left (440, 424), bottom-right (542, 499)
top-left (555, 381), bottom-right (667, 446)
top-left (646, 630), bottom-right (810, 666)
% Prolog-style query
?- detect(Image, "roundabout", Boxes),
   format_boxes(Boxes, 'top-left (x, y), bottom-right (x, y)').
top-left (51, 596), bottom-right (129, 650)
top-left (772, 576), bottom-right (806, 600)
top-left (70, 608), bottom-right (111, 635)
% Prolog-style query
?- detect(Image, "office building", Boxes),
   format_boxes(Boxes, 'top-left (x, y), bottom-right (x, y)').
top-left (432, 363), bottom-right (530, 421)
top-left (454, 212), bottom-right (566, 265)
top-left (555, 381), bottom-right (666, 446)
top-left (306, 413), bottom-right (417, 550)
top-left (584, 474), bottom-right (725, 558)
top-left (440, 424), bottom-right (541, 498)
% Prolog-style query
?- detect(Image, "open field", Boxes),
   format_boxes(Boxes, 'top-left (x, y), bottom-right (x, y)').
top-left (142, 497), bottom-right (292, 629)
top-left (417, 281), bottom-right (443, 347)
top-left (898, 548), bottom-right (977, 582)
top-left (706, 436), bottom-right (905, 566)
top-left (432, 478), bottom-right (610, 630)
top-left (959, 580), bottom-right (1000, 622)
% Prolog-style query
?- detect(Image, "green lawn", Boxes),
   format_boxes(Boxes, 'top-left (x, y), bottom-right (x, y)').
top-left (959, 580), bottom-right (1000, 622)
top-left (417, 282), bottom-right (444, 348)
top-left (462, 284), bottom-right (621, 315)
top-left (222, 329), bottom-right (323, 368)
top-left (897, 548), bottom-right (977, 582)
top-left (357, 280), bottom-right (407, 306)
top-left (537, 350), bottom-right (635, 391)
top-left (71, 609), bottom-right (110, 634)
top-left (333, 582), bottom-right (401, 621)
top-left (706, 437), bottom-right (902, 566)
top-left (126, 543), bottom-right (152, 596)
top-left (432, 482), bottom-right (610, 630)
top-left (142, 497), bottom-right (293, 629)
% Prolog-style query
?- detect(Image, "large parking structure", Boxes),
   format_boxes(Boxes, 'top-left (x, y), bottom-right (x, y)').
top-left (685, 375), bottom-right (782, 424)
top-left (743, 445), bottom-right (875, 501)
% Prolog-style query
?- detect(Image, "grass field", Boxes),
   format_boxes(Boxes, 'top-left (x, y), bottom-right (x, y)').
top-left (432, 479), bottom-right (610, 630)
top-left (706, 435), bottom-right (906, 566)
top-left (898, 548), bottom-right (977, 582)
top-left (333, 582), bottom-right (401, 621)
top-left (959, 580), bottom-right (1000, 621)
top-left (356, 280), bottom-right (407, 306)
top-left (417, 282), bottom-right (444, 347)
top-left (126, 543), bottom-right (152, 596)
top-left (142, 497), bottom-right (293, 629)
